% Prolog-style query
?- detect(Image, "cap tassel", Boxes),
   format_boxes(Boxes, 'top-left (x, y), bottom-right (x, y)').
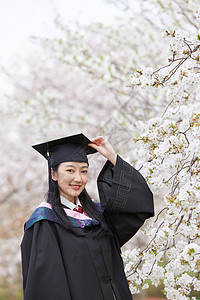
top-left (47, 143), bottom-right (52, 189)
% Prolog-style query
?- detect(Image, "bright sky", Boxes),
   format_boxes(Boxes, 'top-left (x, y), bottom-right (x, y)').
top-left (0, 0), bottom-right (123, 61)
top-left (0, 0), bottom-right (124, 93)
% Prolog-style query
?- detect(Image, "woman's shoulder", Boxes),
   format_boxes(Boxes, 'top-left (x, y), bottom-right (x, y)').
top-left (24, 202), bottom-right (56, 231)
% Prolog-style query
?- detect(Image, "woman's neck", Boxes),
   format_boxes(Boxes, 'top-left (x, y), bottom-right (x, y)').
top-left (60, 194), bottom-right (77, 205)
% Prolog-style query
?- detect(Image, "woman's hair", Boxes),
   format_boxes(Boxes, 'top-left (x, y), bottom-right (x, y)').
top-left (47, 164), bottom-right (109, 237)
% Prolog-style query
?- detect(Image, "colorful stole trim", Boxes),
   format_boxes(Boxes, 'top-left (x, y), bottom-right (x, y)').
top-left (24, 201), bottom-right (102, 231)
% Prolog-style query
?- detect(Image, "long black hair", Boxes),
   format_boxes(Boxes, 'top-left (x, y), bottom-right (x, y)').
top-left (47, 164), bottom-right (109, 237)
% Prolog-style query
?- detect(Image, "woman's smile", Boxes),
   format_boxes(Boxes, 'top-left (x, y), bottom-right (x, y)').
top-left (70, 184), bottom-right (82, 190)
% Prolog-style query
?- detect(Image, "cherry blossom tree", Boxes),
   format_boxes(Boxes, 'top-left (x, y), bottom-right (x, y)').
top-left (121, 1), bottom-right (200, 299)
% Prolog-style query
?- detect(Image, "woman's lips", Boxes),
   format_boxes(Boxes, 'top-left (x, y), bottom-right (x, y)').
top-left (70, 185), bottom-right (81, 190)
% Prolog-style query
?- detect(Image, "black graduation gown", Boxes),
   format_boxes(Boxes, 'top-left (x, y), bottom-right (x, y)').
top-left (21, 155), bottom-right (154, 300)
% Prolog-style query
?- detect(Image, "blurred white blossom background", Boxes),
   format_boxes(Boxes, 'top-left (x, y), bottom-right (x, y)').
top-left (0, 0), bottom-right (200, 299)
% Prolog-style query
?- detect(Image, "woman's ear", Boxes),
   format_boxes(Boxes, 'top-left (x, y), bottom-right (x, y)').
top-left (51, 168), bottom-right (58, 181)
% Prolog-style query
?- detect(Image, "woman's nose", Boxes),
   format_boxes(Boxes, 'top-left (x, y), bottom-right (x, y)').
top-left (74, 172), bottom-right (82, 182)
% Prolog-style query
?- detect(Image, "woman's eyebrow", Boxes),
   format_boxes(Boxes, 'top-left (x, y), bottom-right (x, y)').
top-left (64, 164), bottom-right (88, 168)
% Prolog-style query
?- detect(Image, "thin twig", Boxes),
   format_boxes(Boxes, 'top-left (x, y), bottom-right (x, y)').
top-left (154, 207), bottom-right (169, 223)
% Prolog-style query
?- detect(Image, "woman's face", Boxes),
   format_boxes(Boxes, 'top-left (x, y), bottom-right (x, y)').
top-left (51, 161), bottom-right (88, 203)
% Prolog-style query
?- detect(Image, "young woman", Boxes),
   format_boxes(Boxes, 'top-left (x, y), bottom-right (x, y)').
top-left (21, 133), bottom-right (154, 300)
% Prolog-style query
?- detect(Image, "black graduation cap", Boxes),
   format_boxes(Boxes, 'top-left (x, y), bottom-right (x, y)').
top-left (32, 133), bottom-right (97, 166)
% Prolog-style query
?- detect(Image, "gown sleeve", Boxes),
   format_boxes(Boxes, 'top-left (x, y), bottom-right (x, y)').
top-left (97, 155), bottom-right (154, 247)
top-left (21, 220), bottom-right (72, 300)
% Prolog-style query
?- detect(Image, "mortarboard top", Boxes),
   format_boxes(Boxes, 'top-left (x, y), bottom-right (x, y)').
top-left (32, 133), bottom-right (97, 166)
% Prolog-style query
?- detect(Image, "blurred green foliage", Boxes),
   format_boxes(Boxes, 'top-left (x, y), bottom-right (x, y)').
top-left (0, 279), bottom-right (22, 300)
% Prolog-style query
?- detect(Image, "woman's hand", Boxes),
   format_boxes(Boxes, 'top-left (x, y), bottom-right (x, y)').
top-left (88, 136), bottom-right (117, 166)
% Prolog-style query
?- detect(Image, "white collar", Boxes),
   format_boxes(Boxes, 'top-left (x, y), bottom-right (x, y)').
top-left (60, 196), bottom-right (82, 210)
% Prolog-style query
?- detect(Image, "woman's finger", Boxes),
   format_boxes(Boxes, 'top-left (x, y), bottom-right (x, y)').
top-left (88, 143), bottom-right (99, 149)
top-left (90, 136), bottom-right (104, 143)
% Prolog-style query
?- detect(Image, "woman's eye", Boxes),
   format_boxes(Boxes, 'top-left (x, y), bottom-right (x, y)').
top-left (66, 169), bottom-right (74, 173)
top-left (82, 170), bottom-right (88, 174)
